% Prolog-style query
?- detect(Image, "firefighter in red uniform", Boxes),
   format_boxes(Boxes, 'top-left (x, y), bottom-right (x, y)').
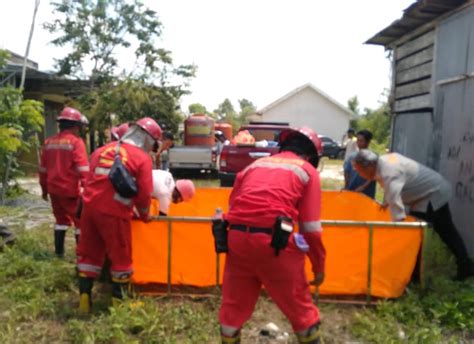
top-left (39, 107), bottom-right (89, 257)
top-left (218, 127), bottom-right (326, 344)
top-left (76, 117), bottom-right (161, 314)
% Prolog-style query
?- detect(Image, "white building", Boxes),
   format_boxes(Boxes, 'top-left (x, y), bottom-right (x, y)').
top-left (251, 83), bottom-right (354, 141)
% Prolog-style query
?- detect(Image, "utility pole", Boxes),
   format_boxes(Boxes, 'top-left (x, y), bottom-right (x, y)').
top-left (20, 0), bottom-right (41, 89)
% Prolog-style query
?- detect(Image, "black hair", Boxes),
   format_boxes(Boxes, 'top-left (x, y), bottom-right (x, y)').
top-left (280, 133), bottom-right (319, 168)
top-left (162, 131), bottom-right (174, 140)
top-left (58, 120), bottom-right (80, 131)
top-left (357, 129), bottom-right (373, 143)
top-left (347, 128), bottom-right (356, 134)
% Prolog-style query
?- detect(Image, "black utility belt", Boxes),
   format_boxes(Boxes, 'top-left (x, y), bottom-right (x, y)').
top-left (229, 224), bottom-right (273, 235)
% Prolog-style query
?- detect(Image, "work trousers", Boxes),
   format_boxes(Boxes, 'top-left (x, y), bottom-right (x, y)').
top-left (50, 194), bottom-right (80, 230)
top-left (219, 229), bottom-right (319, 332)
top-left (411, 203), bottom-right (471, 266)
top-left (77, 204), bottom-right (133, 279)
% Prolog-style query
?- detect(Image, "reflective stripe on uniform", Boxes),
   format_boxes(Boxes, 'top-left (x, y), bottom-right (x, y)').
top-left (54, 224), bottom-right (69, 231)
top-left (74, 228), bottom-right (81, 235)
top-left (113, 193), bottom-right (132, 206)
top-left (38, 166), bottom-right (47, 173)
top-left (300, 221), bottom-right (322, 233)
top-left (245, 160), bottom-right (309, 184)
top-left (95, 167), bottom-right (110, 175)
top-left (111, 270), bottom-right (133, 279)
top-left (77, 165), bottom-right (90, 172)
top-left (45, 143), bottom-right (74, 151)
top-left (77, 263), bottom-right (102, 274)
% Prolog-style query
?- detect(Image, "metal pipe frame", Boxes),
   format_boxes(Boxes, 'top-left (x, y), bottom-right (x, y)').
top-left (149, 215), bottom-right (427, 304)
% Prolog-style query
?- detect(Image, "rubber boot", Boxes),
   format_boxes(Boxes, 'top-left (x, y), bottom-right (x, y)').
top-left (78, 273), bottom-right (94, 315)
top-left (221, 331), bottom-right (241, 344)
top-left (111, 276), bottom-right (130, 306)
top-left (296, 323), bottom-right (321, 344)
top-left (54, 230), bottom-right (66, 257)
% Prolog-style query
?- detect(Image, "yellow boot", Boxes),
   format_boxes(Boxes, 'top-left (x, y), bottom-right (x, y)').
top-left (79, 293), bottom-right (91, 315)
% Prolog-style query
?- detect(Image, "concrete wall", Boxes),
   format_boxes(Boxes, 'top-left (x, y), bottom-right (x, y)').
top-left (259, 87), bottom-right (350, 141)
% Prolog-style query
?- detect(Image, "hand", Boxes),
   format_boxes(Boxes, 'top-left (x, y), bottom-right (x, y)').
top-left (354, 185), bottom-right (365, 192)
top-left (42, 193), bottom-right (48, 202)
top-left (140, 214), bottom-right (151, 223)
top-left (311, 272), bottom-right (325, 286)
top-left (378, 202), bottom-right (389, 211)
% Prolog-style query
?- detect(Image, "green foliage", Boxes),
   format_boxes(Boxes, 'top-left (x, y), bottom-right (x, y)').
top-left (352, 234), bottom-right (474, 343)
top-left (188, 103), bottom-right (209, 115)
top-left (44, 1), bottom-right (195, 139)
top-left (45, 0), bottom-right (195, 84)
top-left (348, 93), bottom-right (391, 150)
top-left (0, 50), bottom-right (44, 200)
top-left (81, 78), bottom-right (183, 134)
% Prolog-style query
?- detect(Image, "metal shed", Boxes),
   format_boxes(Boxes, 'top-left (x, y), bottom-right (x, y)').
top-left (367, 0), bottom-right (474, 255)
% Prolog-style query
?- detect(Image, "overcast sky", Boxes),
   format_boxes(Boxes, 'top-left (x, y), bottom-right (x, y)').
top-left (0, 0), bottom-right (414, 113)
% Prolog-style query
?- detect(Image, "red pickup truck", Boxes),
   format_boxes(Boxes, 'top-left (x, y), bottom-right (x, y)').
top-left (218, 122), bottom-right (290, 186)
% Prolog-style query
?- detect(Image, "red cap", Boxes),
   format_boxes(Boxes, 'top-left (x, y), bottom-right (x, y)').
top-left (175, 180), bottom-right (195, 202)
top-left (111, 123), bottom-right (130, 140)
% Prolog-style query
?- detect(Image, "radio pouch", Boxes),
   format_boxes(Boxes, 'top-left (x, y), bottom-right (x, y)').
top-left (270, 216), bottom-right (293, 256)
top-left (108, 142), bottom-right (138, 199)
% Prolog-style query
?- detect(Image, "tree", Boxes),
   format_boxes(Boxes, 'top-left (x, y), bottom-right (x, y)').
top-left (0, 50), bottom-right (44, 203)
top-left (348, 94), bottom-right (391, 153)
top-left (44, 0), bottom-right (196, 150)
top-left (85, 78), bottom-right (183, 136)
top-left (188, 103), bottom-right (209, 115)
top-left (214, 99), bottom-right (236, 123)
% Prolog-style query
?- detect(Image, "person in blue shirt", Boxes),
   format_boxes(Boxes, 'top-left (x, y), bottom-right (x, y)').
top-left (343, 130), bottom-right (376, 198)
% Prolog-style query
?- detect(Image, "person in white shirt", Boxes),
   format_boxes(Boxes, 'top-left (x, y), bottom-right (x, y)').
top-left (343, 128), bottom-right (358, 161)
top-left (353, 149), bottom-right (474, 281)
top-left (151, 170), bottom-right (195, 216)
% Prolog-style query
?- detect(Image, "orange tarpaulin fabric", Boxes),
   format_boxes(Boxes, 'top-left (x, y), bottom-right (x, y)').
top-left (132, 189), bottom-right (422, 298)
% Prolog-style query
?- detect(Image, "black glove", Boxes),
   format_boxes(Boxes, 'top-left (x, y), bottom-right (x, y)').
top-left (212, 219), bottom-right (229, 253)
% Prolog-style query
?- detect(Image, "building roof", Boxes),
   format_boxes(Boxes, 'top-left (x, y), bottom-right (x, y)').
top-left (256, 83), bottom-right (354, 118)
top-left (366, 0), bottom-right (468, 47)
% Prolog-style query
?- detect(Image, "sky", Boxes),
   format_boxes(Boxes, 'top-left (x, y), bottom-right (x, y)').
top-left (0, 0), bottom-right (415, 113)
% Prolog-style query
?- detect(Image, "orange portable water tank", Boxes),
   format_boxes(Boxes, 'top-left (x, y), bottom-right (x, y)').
top-left (215, 122), bottom-right (233, 141)
top-left (184, 114), bottom-right (215, 146)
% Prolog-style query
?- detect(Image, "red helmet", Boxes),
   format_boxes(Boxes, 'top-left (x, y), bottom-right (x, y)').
top-left (136, 117), bottom-right (162, 141)
top-left (111, 123), bottom-right (130, 140)
top-left (279, 126), bottom-right (322, 157)
top-left (57, 107), bottom-right (84, 123)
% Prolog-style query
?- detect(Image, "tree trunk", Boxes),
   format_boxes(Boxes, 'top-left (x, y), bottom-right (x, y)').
top-left (1, 156), bottom-right (12, 205)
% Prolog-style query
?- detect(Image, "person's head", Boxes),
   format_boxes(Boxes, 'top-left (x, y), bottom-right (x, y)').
top-left (57, 107), bottom-right (88, 134)
top-left (347, 128), bottom-right (356, 138)
top-left (122, 117), bottom-right (162, 153)
top-left (279, 127), bottom-right (322, 168)
top-left (356, 129), bottom-right (373, 150)
top-left (111, 123), bottom-right (130, 141)
top-left (172, 179), bottom-right (195, 203)
top-left (352, 149), bottom-right (379, 180)
top-left (161, 131), bottom-right (175, 150)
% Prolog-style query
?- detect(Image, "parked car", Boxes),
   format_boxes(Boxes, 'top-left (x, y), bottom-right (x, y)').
top-left (318, 135), bottom-right (344, 159)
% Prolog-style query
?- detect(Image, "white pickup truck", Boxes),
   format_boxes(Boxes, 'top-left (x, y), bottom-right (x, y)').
top-left (168, 145), bottom-right (217, 176)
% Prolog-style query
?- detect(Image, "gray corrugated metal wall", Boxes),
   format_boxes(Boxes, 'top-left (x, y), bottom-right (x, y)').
top-left (433, 5), bottom-right (474, 255)
top-left (392, 112), bottom-right (432, 165)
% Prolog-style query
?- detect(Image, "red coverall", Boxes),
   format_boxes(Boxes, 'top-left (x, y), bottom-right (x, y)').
top-left (220, 151), bottom-right (326, 332)
top-left (39, 129), bottom-right (89, 233)
top-left (77, 142), bottom-right (153, 279)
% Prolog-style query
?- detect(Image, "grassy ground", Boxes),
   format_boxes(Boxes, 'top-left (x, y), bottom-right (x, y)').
top-left (1, 175), bottom-right (473, 343)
